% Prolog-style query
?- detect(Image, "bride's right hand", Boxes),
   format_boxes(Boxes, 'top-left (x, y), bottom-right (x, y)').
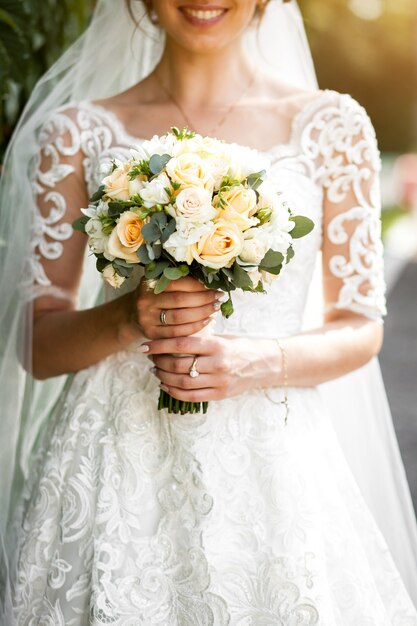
top-left (132, 276), bottom-right (222, 339)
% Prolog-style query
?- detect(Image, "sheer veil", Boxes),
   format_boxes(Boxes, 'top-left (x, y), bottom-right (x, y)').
top-left (0, 0), bottom-right (416, 616)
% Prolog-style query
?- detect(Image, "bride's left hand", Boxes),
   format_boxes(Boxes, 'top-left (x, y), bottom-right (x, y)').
top-left (145, 334), bottom-right (280, 401)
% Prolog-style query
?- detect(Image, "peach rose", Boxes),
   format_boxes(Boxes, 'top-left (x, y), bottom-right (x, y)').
top-left (166, 152), bottom-right (213, 190)
top-left (191, 219), bottom-right (243, 269)
top-left (214, 185), bottom-right (258, 231)
top-left (106, 211), bottom-right (146, 262)
top-left (102, 162), bottom-right (131, 201)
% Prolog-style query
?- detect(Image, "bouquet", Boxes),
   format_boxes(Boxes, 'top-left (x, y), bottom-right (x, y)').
top-left (73, 127), bottom-right (314, 414)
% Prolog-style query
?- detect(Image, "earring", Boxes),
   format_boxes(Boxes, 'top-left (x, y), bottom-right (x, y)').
top-left (143, 0), bottom-right (159, 25)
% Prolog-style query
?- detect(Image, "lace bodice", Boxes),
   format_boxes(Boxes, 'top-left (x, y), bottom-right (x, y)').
top-left (30, 90), bottom-right (386, 338)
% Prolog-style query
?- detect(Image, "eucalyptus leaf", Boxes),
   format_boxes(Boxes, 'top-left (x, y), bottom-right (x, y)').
top-left (261, 264), bottom-right (283, 276)
top-left (146, 243), bottom-right (156, 261)
top-left (149, 153), bottom-right (171, 176)
top-left (137, 245), bottom-right (151, 264)
top-left (286, 246), bottom-right (295, 262)
top-left (145, 260), bottom-right (170, 279)
top-left (246, 170), bottom-right (266, 192)
top-left (154, 273), bottom-right (171, 294)
top-left (160, 217), bottom-right (176, 243)
top-left (289, 215), bottom-right (314, 239)
top-left (72, 215), bottom-right (89, 233)
top-left (163, 267), bottom-right (184, 280)
top-left (114, 263), bottom-right (134, 278)
top-left (259, 249), bottom-right (284, 269)
top-left (141, 221), bottom-right (161, 243)
top-left (233, 262), bottom-right (254, 290)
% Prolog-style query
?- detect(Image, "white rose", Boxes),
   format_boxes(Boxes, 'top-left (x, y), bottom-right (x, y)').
top-left (206, 155), bottom-right (231, 189)
top-left (173, 134), bottom-right (223, 157)
top-left (141, 134), bottom-right (176, 158)
top-left (175, 187), bottom-right (217, 223)
top-left (85, 217), bottom-right (108, 254)
top-left (163, 220), bottom-right (213, 264)
top-left (102, 264), bottom-right (127, 289)
top-left (240, 231), bottom-right (270, 264)
top-left (140, 173), bottom-right (171, 208)
top-left (225, 144), bottom-right (269, 180)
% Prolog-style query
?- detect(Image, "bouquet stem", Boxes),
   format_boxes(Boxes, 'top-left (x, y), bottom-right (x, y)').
top-left (158, 389), bottom-right (208, 415)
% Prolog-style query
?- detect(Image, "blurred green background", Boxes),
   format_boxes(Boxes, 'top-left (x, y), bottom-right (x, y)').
top-left (1, 0), bottom-right (417, 162)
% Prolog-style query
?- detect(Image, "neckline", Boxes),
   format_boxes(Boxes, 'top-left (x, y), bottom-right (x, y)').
top-left (78, 89), bottom-right (336, 158)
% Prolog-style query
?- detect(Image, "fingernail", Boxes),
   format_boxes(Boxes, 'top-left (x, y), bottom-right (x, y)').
top-left (160, 384), bottom-right (169, 392)
top-left (215, 292), bottom-right (223, 301)
top-left (213, 301), bottom-right (221, 311)
top-left (138, 343), bottom-right (150, 353)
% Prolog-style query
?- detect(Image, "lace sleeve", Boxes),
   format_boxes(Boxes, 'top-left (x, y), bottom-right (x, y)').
top-left (28, 107), bottom-right (90, 306)
top-left (300, 92), bottom-right (386, 321)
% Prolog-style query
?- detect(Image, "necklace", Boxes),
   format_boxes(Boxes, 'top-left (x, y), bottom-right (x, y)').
top-left (154, 69), bottom-right (256, 137)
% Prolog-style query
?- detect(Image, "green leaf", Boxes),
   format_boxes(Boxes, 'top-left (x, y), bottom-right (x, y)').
top-left (163, 267), bottom-right (184, 280)
top-left (178, 264), bottom-right (190, 276)
top-left (108, 202), bottom-right (129, 217)
top-left (96, 256), bottom-right (108, 272)
top-left (141, 220), bottom-right (161, 243)
top-left (246, 170), bottom-right (266, 192)
top-left (145, 260), bottom-right (170, 279)
top-left (286, 246), bottom-right (295, 263)
top-left (160, 217), bottom-right (176, 243)
top-left (90, 185), bottom-right (105, 203)
top-left (289, 215), bottom-right (315, 239)
top-left (137, 244), bottom-right (151, 264)
top-left (259, 249), bottom-right (284, 269)
top-left (154, 273), bottom-right (171, 294)
top-left (72, 215), bottom-right (89, 233)
top-left (149, 153), bottom-right (171, 176)
top-left (233, 262), bottom-right (254, 290)
top-left (220, 295), bottom-right (234, 318)
top-left (114, 262), bottom-right (134, 278)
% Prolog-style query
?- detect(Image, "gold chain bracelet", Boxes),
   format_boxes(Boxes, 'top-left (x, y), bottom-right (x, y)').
top-left (264, 338), bottom-right (289, 425)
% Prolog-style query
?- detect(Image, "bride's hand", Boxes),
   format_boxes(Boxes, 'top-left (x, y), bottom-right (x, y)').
top-left (132, 276), bottom-right (223, 339)
top-left (145, 335), bottom-right (281, 401)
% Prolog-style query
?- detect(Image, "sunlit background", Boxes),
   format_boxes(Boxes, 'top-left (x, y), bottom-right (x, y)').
top-left (0, 0), bottom-right (416, 504)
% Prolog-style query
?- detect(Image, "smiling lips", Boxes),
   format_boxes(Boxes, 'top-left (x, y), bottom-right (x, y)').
top-left (180, 5), bottom-right (228, 25)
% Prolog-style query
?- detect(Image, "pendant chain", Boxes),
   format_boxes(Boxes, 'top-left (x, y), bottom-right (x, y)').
top-left (154, 69), bottom-right (256, 138)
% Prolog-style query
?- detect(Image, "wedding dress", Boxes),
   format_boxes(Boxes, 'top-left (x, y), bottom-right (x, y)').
top-left (6, 90), bottom-right (417, 625)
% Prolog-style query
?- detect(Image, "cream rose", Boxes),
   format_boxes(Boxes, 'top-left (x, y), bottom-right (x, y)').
top-left (166, 152), bottom-right (213, 190)
top-left (102, 162), bottom-right (132, 201)
top-left (102, 264), bottom-right (127, 288)
top-left (175, 187), bottom-right (217, 223)
top-left (214, 185), bottom-right (258, 231)
top-left (106, 211), bottom-right (146, 262)
top-left (190, 219), bottom-right (243, 269)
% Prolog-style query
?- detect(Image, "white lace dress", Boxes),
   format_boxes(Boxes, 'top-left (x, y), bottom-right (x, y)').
top-left (9, 91), bottom-right (417, 625)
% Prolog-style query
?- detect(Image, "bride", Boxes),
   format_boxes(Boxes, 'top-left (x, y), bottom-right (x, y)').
top-left (1, 0), bottom-right (417, 623)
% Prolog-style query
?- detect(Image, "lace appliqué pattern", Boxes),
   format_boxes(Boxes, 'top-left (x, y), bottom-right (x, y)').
top-left (295, 92), bottom-right (386, 319)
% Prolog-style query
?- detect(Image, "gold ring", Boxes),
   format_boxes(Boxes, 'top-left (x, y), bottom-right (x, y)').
top-left (160, 309), bottom-right (168, 325)
top-left (189, 357), bottom-right (199, 378)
